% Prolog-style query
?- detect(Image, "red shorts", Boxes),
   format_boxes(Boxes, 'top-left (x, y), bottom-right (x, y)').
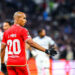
top-left (7, 65), bottom-right (30, 75)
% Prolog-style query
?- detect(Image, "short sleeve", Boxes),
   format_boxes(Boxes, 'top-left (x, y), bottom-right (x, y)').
top-left (48, 37), bottom-right (55, 45)
top-left (2, 32), bottom-right (7, 45)
top-left (21, 28), bottom-right (31, 41)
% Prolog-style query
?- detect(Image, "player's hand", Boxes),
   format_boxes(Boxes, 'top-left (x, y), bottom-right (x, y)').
top-left (45, 47), bottom-right (57, 56)
top-left (1, 63), bottom-right (7, 74)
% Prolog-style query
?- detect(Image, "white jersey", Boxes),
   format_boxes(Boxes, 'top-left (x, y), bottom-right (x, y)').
top-left (0, 31), bottom-right (3, 71)
top-left (33, 36), bottom-right (55, 75)
top-left (33, 36), bottom-right (55, 56)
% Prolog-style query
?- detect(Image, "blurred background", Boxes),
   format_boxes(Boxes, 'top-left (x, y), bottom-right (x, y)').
top-left (0, 0), bottom-right (75, 75)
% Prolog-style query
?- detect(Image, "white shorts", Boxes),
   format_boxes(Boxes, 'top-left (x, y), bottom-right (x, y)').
top-left (35, 55), bottom-right (50, 69)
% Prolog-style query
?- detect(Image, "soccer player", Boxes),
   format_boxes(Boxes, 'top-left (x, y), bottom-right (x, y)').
top-left (3, 21), bottom-right (13, 31)
top-left (31, 28), bottom-right (58, 75)
top-left (1, 11), bottom-right (57, 75)
top-left (1, 21), bottom-right (13, 75)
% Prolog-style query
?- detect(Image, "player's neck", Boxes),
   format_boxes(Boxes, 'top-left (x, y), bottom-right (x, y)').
top-left (39, 36), bottom-right (45, 38)
top-left (14, 20), bottom-right (19, 25)
top-left (14, 22), bottom-right (20, 26)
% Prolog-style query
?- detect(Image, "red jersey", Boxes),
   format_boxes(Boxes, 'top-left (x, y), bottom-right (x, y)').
top-left (2, 24), bottom-right (31, 66)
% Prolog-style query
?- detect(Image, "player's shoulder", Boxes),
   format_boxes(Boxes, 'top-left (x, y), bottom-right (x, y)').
top-left (12, 24), bottom-right (28, 31)
top-left (45, 36), bottom-right (50, 39)
top-left (4, 29), bottom-right (9, 33)
top-left (15, 25), bottom-right (28, 33)
top-left (2, 30), bottom-right (9, 37)
top-left (20, 27), bottom-right (28, 32)
top-left (45, 36), bottom-right (52, 40)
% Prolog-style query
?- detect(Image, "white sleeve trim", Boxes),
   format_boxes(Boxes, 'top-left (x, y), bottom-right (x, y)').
top-left (25, 37), bottom-right (31, 42)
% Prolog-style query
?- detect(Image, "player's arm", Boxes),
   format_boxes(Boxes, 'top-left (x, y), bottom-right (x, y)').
top-left (27, 38), bottom-right (57, 56)
top-left (27, 38), bottom-right (46, 52)
top-left (1, 32), bottom-right (6, 63)
top-left (50, 44), bottom-right (58, 51)
top-left (54, 44), bottom-right (58, 51)
top-left (1, 32), bottom-right (7, 74)
top-left (26, 43), bottom-right (31, 50)
top-left (23, 28), bottom-right (45, 52)
top-left (23, 28), bottom-right (57, 56)
top-left (1, 44), bottom-right (6, 63)
top-left (26, 43), bottom-right (38, 57)
top-left (1, 43), bottom-right (7, 74)
top-left (48, 37), bottom-right (58, 49)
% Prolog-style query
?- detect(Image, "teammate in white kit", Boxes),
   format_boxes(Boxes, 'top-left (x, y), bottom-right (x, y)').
top-left (31, 28), bottom-right (57, 75)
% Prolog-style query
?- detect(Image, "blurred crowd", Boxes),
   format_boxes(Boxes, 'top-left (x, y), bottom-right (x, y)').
top-left (0, 0), bottom-right (75, 60)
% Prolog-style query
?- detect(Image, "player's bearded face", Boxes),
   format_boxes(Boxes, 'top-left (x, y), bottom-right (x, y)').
top-left (40, 30), bottom-right (46, 37)
top-left (3, 22), bottom-right (10, 31)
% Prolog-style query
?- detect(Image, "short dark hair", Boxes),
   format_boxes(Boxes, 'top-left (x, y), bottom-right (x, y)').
top-left (4, 20), bottom-right (13, 26)
top-left (38, 28), bottom-right (44, 34)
